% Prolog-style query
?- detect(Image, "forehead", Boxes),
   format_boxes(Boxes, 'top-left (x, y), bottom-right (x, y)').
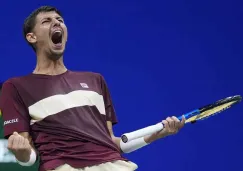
top-left (36, 11), bottom-right (62, 21)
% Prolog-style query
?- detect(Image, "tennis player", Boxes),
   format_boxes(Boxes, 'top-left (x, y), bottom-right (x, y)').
top-left (0, 6), bottom-right (185, 171)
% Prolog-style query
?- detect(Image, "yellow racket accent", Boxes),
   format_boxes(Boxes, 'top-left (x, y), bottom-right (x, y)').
top-left (185, 101), bottom-right (236, 123)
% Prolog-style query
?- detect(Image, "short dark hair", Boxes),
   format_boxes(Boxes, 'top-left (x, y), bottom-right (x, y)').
top-left (23, 6), bottom-right (62, 51)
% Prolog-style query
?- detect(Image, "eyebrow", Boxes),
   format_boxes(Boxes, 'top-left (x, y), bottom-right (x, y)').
top-left (56, 16), bottom-right (64, 20)
top-left (40, 16), bottom-right (63, 22)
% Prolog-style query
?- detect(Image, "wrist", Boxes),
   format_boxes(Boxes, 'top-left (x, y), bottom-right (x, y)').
top-left (144, 134), bottom-right (158, 143)
top-left (145, 132), bottom-right (169, 143)
top-left (14, 148), bottom-right (32, 163)
top-left (16, 148), bottom-right (36, 166)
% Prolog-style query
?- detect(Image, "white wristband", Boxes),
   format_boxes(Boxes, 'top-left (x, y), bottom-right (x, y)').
top-left (16, 149), bottom-right (37, 166)
top-left (120, 137), bottom-right (148, 153)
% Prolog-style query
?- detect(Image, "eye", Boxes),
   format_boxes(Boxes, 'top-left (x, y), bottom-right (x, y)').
top-left (58, 19), bottom-right (64, 23)
top-left (42, 20), bottom-right (49, 24)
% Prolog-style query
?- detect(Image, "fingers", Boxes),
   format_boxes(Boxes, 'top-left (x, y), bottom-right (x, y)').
top-left (12, 135), bottom-right (21, 150)
top-left (19, 136), bottom-right (26, 149)
top-left (13, 131), bottom-right (19, 136)
top-left (157, 115), bottom-right (186, 139)
top-left (182, 115), bottom-right (186, 123)
top-left (172, 116), bottom-right (180, 130)
top-left (166, 117), bottom-right (175, 129)
top-left (7, 135), bottom-right (14, 150)
top-left (166, 116), bottom-right (181, 130)
top-left (24, 139), bottom-right (30, 149)
top-left (7, 132), bottom-right (30, 152)
top-left (162, 120), bottom-right (169, 129)
top-left (178, 115), bottom-right (186, 129)
top-left (162, 116), bottom-right (184, 134)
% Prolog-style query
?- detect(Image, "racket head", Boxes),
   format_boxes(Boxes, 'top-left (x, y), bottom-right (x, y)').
top-left (182, 95), bottom-right (242, 123)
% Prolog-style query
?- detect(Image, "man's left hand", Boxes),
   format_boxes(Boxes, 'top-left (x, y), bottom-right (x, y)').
top-left (145, 116), bottom-right (186, 143)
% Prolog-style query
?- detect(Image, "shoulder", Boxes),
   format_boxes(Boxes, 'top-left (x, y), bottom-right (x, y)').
top-left (2, 74), bottom-right (32, 88)
top-left (1, 74), bottom-right (37, 96)
top-left (0, 76), bottom-right (29, 105)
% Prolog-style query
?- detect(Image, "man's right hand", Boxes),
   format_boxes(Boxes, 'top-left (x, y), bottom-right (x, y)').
top-left (7, 132), bottom-right (32, 162)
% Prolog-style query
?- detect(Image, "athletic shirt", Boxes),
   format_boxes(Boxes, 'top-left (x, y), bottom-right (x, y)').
top-left (0, 70), bottom-right (127, 171)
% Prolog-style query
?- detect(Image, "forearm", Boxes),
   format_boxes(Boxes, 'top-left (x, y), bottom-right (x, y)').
top-left (112, 134), bottom-right (160, 153)
top-left (144, 132), bottom-right (167, 143)
top-left (107, 121), bottom-right (165, 153)
top-left (111, 136), bottom-right (122, 150)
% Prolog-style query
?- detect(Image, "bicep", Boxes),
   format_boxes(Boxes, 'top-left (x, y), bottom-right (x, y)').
top-left (106, 121), bottom-right (115, 138)
top-left (100, 75), bottom-right (118, 124)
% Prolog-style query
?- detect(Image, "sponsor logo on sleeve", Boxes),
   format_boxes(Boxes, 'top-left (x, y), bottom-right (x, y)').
top-left (3, 118), bottom-right (18, 126)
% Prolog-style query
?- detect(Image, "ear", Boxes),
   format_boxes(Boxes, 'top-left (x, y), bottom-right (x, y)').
top-left (26, 33), bottom-right (37, 44)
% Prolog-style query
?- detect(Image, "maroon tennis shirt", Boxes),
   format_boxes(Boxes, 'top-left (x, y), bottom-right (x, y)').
top-left (0, 70), bottom-right (127, 171)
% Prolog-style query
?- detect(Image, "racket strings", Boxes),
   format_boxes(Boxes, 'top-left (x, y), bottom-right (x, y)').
top-left (185, 101), bottom-right (236, 123)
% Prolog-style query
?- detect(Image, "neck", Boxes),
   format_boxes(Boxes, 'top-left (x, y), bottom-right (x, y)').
top-left (33, 53), bottom-right (67, 75)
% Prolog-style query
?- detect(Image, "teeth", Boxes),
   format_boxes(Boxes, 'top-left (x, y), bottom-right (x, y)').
top-left (54, 30), bottom-right (61, 33)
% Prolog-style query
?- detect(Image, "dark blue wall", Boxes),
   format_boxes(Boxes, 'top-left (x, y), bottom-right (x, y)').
top-left (0, 1), bottom-right (243, 171)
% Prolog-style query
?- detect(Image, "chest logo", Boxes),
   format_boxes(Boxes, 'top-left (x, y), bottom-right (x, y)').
top-left (80, 83), bottom-right (89, 88)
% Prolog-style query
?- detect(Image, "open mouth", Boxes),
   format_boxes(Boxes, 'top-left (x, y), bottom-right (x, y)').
top-left (51, 30), bottom-right (63, 47)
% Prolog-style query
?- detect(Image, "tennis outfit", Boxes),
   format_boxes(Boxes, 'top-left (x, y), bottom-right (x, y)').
top-left (0, 70), bottom-right (138, 171)
top-left (47, 160), bottom-right (138, 171)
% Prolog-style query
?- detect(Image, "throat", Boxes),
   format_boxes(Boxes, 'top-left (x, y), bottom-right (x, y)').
top-left (33, 58), bottom-right (67, 75)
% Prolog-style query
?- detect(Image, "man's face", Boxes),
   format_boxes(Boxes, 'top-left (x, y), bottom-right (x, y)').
top-left (28, 11), bottom-right (68, 59)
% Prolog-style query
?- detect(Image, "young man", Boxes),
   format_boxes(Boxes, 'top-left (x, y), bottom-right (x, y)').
top-left (0, 6), bottom-right (185, 171)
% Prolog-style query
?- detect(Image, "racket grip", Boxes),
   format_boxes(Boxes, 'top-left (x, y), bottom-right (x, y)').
top-left (177, 116), bottom-right (182, 120)
top-left (121, 123), bottom-right (164, 143)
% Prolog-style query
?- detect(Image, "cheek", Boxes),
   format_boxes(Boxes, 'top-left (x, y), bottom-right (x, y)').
top-left (36, 31), bottom-right (49, 41)
top-left (42, 26), bottom-right (50, 33)
top-left (63, 26), bottom-right (68, 40)
top-left (65, 31), bottom-right (68, 40)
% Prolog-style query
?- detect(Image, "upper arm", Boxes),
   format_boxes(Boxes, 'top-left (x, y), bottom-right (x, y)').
top-left (100, 75), bottom-right (118, 125)
top-left (101, 75), bottom-right (121, 148)
top-left (107, 121), bottom-right (115, 137)
top-left (0, 81), bottom-right (31, 139)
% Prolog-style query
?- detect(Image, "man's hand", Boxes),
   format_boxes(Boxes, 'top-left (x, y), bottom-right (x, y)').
top-left (145, 116), bottom-right (186, 143)
top-left (8, 132), bottom-right (32, 162)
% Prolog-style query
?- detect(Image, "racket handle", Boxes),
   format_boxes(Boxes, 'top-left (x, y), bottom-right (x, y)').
top-left (121, 123), bottom-right (164, 143)
top-left (177, 115), bottom-right (183, 120)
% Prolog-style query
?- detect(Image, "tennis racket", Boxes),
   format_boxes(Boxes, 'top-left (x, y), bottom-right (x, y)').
top-left (121, 95), bottom-right (242, 143)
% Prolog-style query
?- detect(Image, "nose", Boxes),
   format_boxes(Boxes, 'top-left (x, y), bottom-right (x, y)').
top-left (53, 19), bottom-right (61, 27)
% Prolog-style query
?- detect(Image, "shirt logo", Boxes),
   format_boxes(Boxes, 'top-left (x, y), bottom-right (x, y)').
top-left (80, 83), bottom-right (89, 88)
top-left (4, 118), bottom-right (18, 126)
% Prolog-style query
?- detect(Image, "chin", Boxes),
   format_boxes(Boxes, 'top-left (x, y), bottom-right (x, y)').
top-left (49, 49), bottom-right (65, 61)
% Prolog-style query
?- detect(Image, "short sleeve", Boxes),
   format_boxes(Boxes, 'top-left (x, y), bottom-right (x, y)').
top-left (100, 75), bottom-right (118, 125)
top-left (0, 81), bottom-right (30, 139)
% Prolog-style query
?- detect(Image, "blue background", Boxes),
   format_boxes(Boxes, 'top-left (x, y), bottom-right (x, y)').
top-left (0, 1), bottom-right (243, 171)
